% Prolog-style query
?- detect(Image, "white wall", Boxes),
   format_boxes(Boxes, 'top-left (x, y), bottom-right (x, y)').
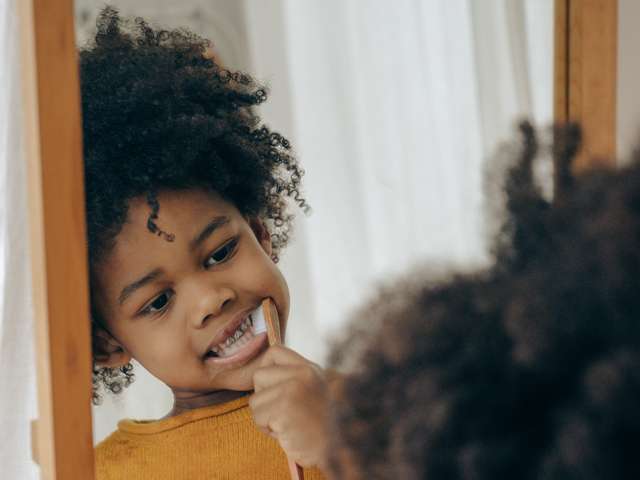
top-left (617, 0), bottom-right (640, 163)
top-left (0, 0), bottom-right (40, 477)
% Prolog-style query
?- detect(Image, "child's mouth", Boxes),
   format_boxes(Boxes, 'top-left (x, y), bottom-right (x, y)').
top-left (205, 314), bottom-right (258, 358)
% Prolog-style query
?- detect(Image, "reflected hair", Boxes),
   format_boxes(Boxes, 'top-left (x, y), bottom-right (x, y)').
top-left (330, 123), bottom-right (640, 480)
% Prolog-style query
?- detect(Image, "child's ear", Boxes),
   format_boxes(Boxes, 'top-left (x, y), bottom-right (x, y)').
top-left (92, 329), bottom-right (132, 367)
top-left (248, 216), bottom-right (272, 256)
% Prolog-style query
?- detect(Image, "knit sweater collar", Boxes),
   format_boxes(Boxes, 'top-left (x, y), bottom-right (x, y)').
top-left (116, 394), bottom-right (251, 435)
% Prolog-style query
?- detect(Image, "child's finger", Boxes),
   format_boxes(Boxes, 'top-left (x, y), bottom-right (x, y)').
top-left (250, 388), bottom-right (315, 444)
top-left (249, 379), bottom-right (329, 468)
top-left (252, 362), bottom-right (323, 393)
top-left (250, 373), bottom-right (319, 417)
top-left (250, 364), bottom-right (327, 428)
top-left (249, 387), bottom-right (291, 436)
top-left (257, 344), bottom-right (313, 367)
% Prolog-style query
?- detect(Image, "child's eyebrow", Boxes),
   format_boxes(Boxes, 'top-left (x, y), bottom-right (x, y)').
top-left (119, 268), bottom-right (163, 306)
top-left (189, 216), bottom-right (230, 252)
top-left (117, 216), bottom-right (231, 307)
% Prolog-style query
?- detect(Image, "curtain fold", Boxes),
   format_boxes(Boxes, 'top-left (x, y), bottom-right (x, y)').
top-left (248, 0), bottom-right (553, 359)
top-left (0, 0), bottom-right (39, 477)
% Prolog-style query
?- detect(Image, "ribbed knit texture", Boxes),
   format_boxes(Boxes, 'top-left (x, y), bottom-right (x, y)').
top-left (95, 395), bottom-right (325, 479)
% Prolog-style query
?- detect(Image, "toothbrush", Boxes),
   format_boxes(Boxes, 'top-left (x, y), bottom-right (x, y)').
top-left (251, 298), bottom-right (305, 480)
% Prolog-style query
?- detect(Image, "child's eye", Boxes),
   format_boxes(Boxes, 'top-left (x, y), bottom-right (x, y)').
top-left (142, 292), bottom-right (172, 316)
top-left (204, 240), bottom-right (237, 268)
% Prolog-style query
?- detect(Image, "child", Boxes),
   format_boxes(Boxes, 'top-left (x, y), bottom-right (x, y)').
top-left (328, 124), bottom-right (640, 479)
top-left (82, 7), bottom-right (329, 479)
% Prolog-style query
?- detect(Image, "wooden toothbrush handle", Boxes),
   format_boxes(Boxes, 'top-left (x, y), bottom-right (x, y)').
top-left (288, 456), bottom-right (305, 480)
top-left (261, 298), bottom-right (305, 480)
top-left (262, 297), bottom-right (282, 346)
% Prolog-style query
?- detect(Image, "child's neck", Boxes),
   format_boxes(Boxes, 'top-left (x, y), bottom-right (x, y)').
top-left (161, 389), bottom-right (251, 420)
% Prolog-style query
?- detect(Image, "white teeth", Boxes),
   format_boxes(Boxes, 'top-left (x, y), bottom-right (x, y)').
top-left (209, 316), bottom-right (258, 358)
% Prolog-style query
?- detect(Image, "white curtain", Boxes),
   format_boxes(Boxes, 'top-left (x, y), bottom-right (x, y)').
top-left (0, 0), bottom-right (40, 477)
top-left (3, 0), bottom-right (553, 468)
top-left (246, 0), bottom-right (553, 360)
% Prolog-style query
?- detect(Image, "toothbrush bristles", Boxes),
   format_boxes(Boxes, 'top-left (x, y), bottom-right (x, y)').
top-left (251, 307), bottom-right (267, 335)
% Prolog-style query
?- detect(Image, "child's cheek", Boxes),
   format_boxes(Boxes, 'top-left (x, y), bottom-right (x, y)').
top-left (264, 262), bottom-right (289, 313)
top-left (246, 252), bottom-right (290, 330)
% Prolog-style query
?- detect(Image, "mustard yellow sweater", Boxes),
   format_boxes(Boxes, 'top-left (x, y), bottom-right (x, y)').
top-left (95, 395), bottom-right (326, 480)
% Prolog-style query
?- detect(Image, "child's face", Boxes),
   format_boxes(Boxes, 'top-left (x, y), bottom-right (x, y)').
top-left (91, 187), bottom-right (289, 395)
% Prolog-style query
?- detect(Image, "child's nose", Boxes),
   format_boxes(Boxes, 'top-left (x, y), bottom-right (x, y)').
top-left (188, 282), bottom-right (236, 327)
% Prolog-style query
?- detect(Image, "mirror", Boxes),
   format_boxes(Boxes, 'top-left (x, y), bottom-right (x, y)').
top-left (71, 0), bottom-right (554, 444)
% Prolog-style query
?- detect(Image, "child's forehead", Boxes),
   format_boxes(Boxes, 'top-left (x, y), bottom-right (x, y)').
top-left (128, 187), bottom-right (237, 221)
top-left (96, 187), bottom-right (246, 275)
top-left (121, 187), bottom-right (244, 240)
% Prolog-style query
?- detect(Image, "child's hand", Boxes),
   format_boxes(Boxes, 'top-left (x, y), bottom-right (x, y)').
top-left (250, 345), bottom-right (331, 471)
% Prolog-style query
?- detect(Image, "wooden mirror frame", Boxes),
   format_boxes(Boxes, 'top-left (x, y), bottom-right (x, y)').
top-left (554, 0), bottom-right (617, 169)
top-left (19, 0), bottom-right (95, 478)
top-left (18, 0), bottom-right (618, 478)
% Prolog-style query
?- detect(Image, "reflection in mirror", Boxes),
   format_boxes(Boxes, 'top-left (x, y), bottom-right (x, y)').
top-left (72, 1), bottom-right (553, 444)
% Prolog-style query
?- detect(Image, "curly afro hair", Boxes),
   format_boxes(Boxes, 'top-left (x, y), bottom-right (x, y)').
top-left (329, 123), bottom-right (640, 480)
top-left (82, 6), bottom-right (307, 403)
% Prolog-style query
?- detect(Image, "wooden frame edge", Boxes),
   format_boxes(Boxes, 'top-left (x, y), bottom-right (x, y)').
top-left (554, 0), bottom-right (618, 170)
top-left (18, 0), bottom-right (95, 478)
top-left (18, 0), bottom-right (55, 476)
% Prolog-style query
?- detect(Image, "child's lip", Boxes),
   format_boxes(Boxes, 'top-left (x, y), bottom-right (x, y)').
top-left (204, 306), bottom-right (259, 355)
top-left (204, 331), bottom-right (268, 366)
